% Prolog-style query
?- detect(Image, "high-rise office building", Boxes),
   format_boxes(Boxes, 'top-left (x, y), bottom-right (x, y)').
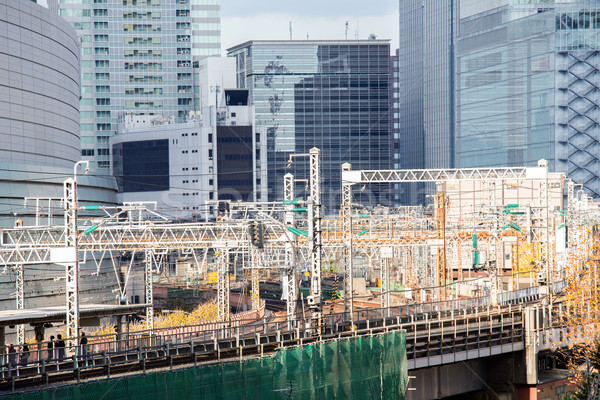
top-left (398, 1), bottom-right (456, 171)
top-left (455, 1), bottom-right (600, 197)
top-left (398, 1), bottom-right (456, 205)
top-left (50, 0), bottom-right (221, 171)
top-left (228, 40), bottom-right (392, 212)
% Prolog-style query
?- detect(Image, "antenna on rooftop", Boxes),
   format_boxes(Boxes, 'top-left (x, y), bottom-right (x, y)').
top-left (289, 21), bottom-right (292, 40)
top-left (345, 21), bottom-right (349, 40)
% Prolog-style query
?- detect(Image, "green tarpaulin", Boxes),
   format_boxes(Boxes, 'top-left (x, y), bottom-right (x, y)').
top-left (8, 331), bottom-right (407, 400)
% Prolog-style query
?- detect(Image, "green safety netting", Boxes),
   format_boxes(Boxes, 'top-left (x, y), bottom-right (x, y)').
top-left (8, 331), bottom-right (407, 400)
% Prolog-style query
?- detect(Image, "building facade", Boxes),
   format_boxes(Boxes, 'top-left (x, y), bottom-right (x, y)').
top-left (228, 40), bottom-right (392, 212)
top-left (111, 90), bottom-right (266, 219)
top-left (455, 1), bottom-right (600, 197)
top-left (111, 115), bottom-right (216, 220)
top-left (0, 0), bottom-right (119, 335)
top-left (49, 0), bottom-right (221, 171)
top-left (398, 1), bottom-right (457, 205)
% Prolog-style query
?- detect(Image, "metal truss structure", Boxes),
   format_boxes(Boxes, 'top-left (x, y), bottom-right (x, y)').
top-left (561, 50), bottom-right (600, 197)
top-left (342, 166), bottom-right (547, 185)
top-left (4, 149), bottom-right (599, 345)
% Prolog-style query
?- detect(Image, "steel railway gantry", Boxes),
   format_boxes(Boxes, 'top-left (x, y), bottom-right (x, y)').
top-left (340, 160), bottom-right (557, 312)
top-left (0, 149), bottom-right (582, 346)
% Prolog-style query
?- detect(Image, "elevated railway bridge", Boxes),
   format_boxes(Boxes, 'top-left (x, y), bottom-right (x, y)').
top-left (0, 282), bottom-right (581, 399)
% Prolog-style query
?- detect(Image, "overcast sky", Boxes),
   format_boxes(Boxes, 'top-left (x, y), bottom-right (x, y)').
top-left (220, 0), bottom-right (399, 54)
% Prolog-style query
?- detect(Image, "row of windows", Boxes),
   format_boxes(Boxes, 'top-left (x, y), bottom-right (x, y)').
top-left (123, 24), bottom-right (161, 32)
top-left (125, 100), bottom-right (163, 108)
top-left (124, 37), bottom-right (162, 45)
top-left (80, 136), bottom-right (110, 144)
top-left (126, 75), bottom-right (162, 83)
top-left (181, 179), bottom-right (199, 183)
top-left (123, 11), bottom-right (161, 19)
top-left (124, 49), bottom-right (162, 58)
top-left (81, 123), bottom-right (112, 132)
top-left (182, 192), bottom-right (199, 196)
top-left (125, 87), bottom-right (163, 95)
top-left (123, 0), bottom-right (160, 5)
top-left (124, 62), bottom-right (162, 70)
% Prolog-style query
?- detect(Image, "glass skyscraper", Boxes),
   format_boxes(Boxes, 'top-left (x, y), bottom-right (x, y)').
top-left (49, 0), bottom-right (221, 171)
top-left (398, 1), bottom-right (456, 205)
top-left (455, 0), bottom-right (600, 196)
top-left (227, 40), bottom-right (392, 212)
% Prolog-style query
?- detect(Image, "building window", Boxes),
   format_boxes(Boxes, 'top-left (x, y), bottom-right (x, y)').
top-left (93, 9), bottom-right (108, 16)
top-left (82, 149), bottom-right (95, 156)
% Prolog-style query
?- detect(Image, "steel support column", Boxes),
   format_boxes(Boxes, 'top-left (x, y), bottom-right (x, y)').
top-left (341, 163), bottom-right (354, 321)
top-left (251, 248), bottom-right (260, 311)
top-left (144, 249), bottom-right (154, 331)
top-left (283, 173), bottom-right (298, 322)
top-left (308, 148), bottom-right (322, 331)
top-left (15, 264), bottom-right (24, 344)
top-left (64, 178), bottom-right (79, 345)
top-left (217, 248), bottom-right (230, 322)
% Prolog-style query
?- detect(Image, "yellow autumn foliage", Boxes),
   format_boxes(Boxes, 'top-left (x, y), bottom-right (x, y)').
top-left (516, 242), bottom-right (539, 277)
top-left (91, 300), bottom-right (219, 336)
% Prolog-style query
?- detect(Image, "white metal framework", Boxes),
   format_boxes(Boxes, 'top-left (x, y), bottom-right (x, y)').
top-left (342, 166), bottom-right (546, 185)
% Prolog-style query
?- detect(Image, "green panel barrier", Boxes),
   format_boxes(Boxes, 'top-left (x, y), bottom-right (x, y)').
top-left (8, 332), bottom-right (407, 400)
